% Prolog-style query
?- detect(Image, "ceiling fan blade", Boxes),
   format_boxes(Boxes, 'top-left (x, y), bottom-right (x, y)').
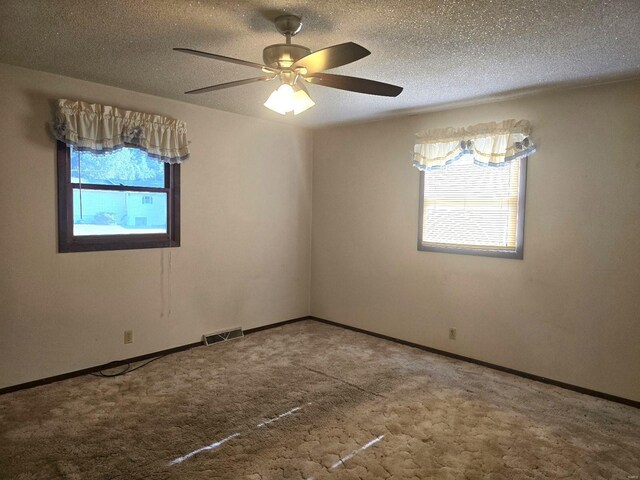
top-left (292, 42), bottom-right (370, 74)
top-left (304, 73), bottom-right (403, 97)
top-left (185, 76), bottom-right (276, 94)
top-left (174, 48), bottom-right (279, 73)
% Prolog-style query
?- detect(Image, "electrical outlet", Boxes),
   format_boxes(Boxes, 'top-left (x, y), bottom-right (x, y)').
top-left (124, 330), bottom-right (134, 344)
top-left (449, 328), bottom-right (457, 340)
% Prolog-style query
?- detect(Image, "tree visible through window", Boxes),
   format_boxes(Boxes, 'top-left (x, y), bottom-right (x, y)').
top-left (57, 141), bottom-right (180, 252)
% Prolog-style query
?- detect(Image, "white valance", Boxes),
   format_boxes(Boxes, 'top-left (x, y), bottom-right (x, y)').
top-left (413, 119), bottom-right (535, 171)
top-left (52, 99), bottom-right (189, 163)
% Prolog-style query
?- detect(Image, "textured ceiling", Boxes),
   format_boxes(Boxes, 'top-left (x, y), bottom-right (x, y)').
top-left (1, 0), bottom-right (639, 128)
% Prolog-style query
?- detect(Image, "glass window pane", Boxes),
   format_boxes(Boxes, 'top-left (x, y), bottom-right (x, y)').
top-left (73, 189), bottom-right (167, 236)
top-left (71, 146), bottom-right (165, 188)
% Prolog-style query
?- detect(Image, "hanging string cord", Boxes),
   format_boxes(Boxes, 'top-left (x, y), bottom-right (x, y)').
top-left (91, 159), bottom-right (175, 379)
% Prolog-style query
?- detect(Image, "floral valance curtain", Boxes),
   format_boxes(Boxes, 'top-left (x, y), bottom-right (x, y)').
top-left (52, 99), bottom-right (190, 163)
top-left (413, 119), bottom-right (535, 171)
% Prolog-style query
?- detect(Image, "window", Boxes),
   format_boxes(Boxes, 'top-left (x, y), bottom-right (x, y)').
top-left (418, 155), bottom-right (526, 259)
top-left (57, 141), bottom-right (180, 252)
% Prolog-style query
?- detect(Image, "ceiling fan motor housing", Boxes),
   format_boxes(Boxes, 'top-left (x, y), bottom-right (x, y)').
top-left (263, 44), bottom-right (311, 69)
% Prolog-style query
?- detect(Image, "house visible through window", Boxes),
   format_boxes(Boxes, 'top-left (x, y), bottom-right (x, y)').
top-left (57, 142), bottom-right (180, 252)
top-left (419, 155), bottom-right (527, 259)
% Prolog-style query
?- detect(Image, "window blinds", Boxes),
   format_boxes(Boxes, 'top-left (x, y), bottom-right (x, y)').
top-left (421, 155), bottom-right (522, 251)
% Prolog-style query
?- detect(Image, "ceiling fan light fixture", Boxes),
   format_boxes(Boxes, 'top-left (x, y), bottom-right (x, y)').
top-left (264, 83), bottom-right (294, 115)
top-left (293, 88), bottom-right (315, 115)
top-left (176, 13), bottom-right (403, 115)
top-left (264, 83), bottom-right (315, 115)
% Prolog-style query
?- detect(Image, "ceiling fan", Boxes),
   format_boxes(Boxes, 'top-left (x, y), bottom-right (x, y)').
top-left (174, 14), bottom-right (403, 115)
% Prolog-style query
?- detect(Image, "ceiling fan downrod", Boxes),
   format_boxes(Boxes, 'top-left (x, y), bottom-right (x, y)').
top-left (263, 15), bottom-right (310, 70)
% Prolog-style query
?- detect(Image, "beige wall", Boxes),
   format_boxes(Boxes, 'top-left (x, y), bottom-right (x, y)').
top-left (2, 62), bottom-right (638, 402)
top-left (0, 64), bottom-right (313, 388)
top-left (311, 79), bottom-right (640, 401)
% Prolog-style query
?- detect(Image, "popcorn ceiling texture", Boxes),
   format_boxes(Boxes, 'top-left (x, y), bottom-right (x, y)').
top-left (0, 0), bottom-right (639, 127)
top-left (1, 321), bottom-right (638, 479)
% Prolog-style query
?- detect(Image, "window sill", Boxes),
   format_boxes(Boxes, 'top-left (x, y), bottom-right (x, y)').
top-left (418, 243), bottom-right (523, 259)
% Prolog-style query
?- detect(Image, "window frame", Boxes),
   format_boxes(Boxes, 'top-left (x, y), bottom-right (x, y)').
top-left (417, 156), bottom-right (527, 259)
top-left (56, 141), bottom-right (181, 253)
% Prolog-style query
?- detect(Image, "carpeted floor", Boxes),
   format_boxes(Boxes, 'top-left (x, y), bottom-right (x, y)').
top-left (1, 320), bottom-right (638, 479)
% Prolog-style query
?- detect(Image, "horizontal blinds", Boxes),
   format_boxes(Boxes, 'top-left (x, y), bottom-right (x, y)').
top-left (422, 157), bottom-right (521, 251)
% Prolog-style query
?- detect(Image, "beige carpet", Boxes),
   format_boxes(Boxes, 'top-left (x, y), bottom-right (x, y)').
top-left (1, 320), bottom-right (638, 479)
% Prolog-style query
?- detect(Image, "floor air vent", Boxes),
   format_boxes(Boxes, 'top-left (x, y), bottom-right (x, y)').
top-left (203, 327), bottom-right (244, 346)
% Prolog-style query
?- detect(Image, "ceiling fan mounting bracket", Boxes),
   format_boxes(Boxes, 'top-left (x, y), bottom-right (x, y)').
top-left (274, 14), bottom-right (303, 40)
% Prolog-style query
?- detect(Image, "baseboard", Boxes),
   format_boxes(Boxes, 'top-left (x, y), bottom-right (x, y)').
top-left (0, 315), bottom-right (310, 396)
top-left (308, 316), bottom-right (640, 409)
top-left (244, 316), bottom-right (309, 335)
top-left (4, 315), bottom-right (636, 408)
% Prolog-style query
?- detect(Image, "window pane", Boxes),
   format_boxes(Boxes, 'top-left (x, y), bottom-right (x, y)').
top-left (71, 146), bottom-right (164, 188)
top-left (422, 156), bottom-right (522, 251)
top-left (73, 189), bottom-right (167, 236)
